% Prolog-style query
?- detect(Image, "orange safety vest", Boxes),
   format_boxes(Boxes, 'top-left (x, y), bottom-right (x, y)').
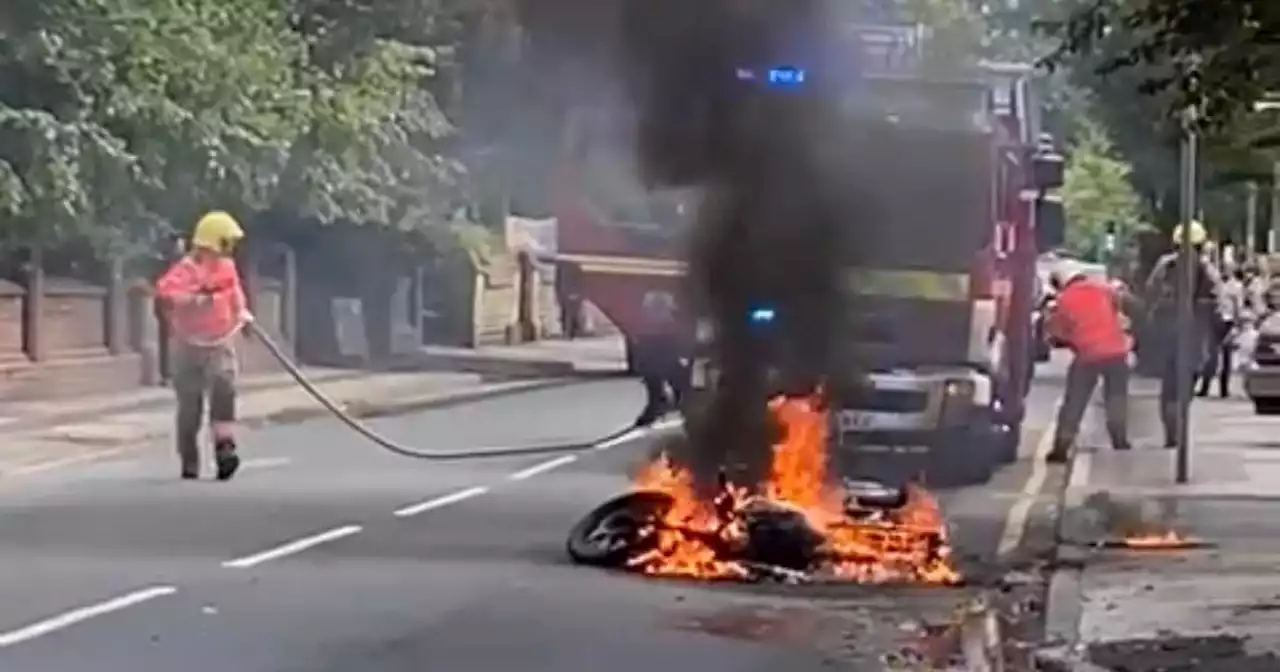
top-left (1049, 277), bottom-right (1130, 362)
top-left (154, 255), bottom-right (247, 344)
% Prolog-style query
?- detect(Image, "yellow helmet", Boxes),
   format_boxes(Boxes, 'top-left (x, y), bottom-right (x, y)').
top-left (1172, 220), bottom-right (1207, 247)
top-left (191, 211), bottom-right (245, 252)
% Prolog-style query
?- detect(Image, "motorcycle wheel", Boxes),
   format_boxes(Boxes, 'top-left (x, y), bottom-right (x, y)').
top-left (566, 490), bottom-right (675, 567)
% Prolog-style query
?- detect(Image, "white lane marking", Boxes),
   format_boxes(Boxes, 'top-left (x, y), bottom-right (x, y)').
top-left (1067, 449), bottom-right (1093, 495)
top-left (653, 417), bottom-right (683, 431)
top-left (596, 417), bottom-right (682, 451)
top-left (398, 420), bottom-right (678, 516)
top-left (0, 585), bottom-right (177, 648)
top-left (241, 457), bottom-right (292, 470)
top-left (222, 525), bottom-right (363, 569)
top-left (509, 455), bottom-right (578, 481)
top-left (595, 428), bottom-right (643, 450)
top-left (2, 448), bottom-right (132, 477)
top-left (393, 486), bottom-right (489, 518)
top-left (996, 416), bottom-right (1056, 557)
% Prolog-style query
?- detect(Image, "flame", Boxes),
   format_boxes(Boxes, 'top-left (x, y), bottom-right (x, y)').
top-left (629, 393), bottom-right (961, 584)
top-left (1120, 530), bottom-right (1196, 549)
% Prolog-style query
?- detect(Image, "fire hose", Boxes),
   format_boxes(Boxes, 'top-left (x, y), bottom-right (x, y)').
top-left (242, 319), bottom-right (653, 460)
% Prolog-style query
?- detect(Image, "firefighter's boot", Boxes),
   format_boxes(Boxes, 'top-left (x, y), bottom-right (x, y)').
top-left (214, 439), bottom-right (240, 481)
top-left (1045, 438), bottom-right (1072, 465)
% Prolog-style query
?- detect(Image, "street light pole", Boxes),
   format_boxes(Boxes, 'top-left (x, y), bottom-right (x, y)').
top-left (1272, 160), bottom-right (1280, 254)
top-left (1246, 181), bottom-right (1258, 255)
top-left (1175, 105), bottom-right (1198, 484)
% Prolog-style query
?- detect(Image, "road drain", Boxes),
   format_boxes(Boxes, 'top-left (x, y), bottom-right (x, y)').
top-left (1087, 634), bottom-right (1280, 672)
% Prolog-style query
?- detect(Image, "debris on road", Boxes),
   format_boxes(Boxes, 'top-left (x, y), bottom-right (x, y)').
top-left (1086, 634), bottom-right (1280, 672)
top-left (1097, 533), bottom-right (1216, 551)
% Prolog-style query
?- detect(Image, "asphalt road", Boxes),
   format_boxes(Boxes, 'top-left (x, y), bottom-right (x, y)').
top-left (0, 372), bottom-right (1070, 671)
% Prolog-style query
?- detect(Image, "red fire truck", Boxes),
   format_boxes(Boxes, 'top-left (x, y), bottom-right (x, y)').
top-left (552, 31), bottom-right (1064, 487)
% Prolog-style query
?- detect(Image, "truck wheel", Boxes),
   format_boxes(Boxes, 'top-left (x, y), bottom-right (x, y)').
top-left (995, 422), bottom-right (1020, 464)
top-left (931, 452), bottom-right (994, 488)
top-left (1255, 399), bottom-right (1280, 415)
top-left (928, 429), bottom-right (997, 488)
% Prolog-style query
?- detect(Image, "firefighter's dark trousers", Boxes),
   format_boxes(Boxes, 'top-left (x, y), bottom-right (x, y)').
top-left (1158, 316), bottom-right (1210, 446)
top-left (1197, 318), bottom-right (1234, 397)
top-left (173, 342), bottom-right (238, 469)
top-left (1050, 354), bottom-right (1130, 460)
top-left (633, 335), bottom-right (689, 426)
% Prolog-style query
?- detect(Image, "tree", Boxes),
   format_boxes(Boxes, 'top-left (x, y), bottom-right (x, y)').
top-left (0, 0), bottom-right (473, 261)
top-left (895, 0), bottom-right (988, 67)
top-left (1044, 0), bottom-right (1280, 129)
top-left (1043, 0), bottom-right (1280, 238)
top-left (1060, 118), bottom-right (1147, 259)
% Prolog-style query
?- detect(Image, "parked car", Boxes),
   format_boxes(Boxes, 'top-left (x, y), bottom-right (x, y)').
top-left (1245, 312), bottom-right (1280, 415)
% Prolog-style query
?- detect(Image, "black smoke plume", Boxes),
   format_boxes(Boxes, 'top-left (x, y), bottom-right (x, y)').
top-left (604, 0), bottom-right (882, 495)
top-left (520, 0), bottom-right (882, 494)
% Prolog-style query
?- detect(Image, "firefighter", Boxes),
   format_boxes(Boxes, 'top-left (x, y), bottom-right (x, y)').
top-left (154, 211), bottom-right (253, 481)
top-left (1143, 220), bottom-right (1219, 448)
top-left (632, 290), bottom-right (690, 427)
top-left (1045, 261), bottom-right (1133, 464)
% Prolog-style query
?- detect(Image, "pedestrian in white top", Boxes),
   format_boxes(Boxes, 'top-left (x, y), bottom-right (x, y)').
top-left (1204, 268), bottom-right (1244, 397)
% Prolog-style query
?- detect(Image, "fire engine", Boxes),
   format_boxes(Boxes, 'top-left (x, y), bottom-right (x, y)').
top-left (552, 24), bottom-right (1065, 488)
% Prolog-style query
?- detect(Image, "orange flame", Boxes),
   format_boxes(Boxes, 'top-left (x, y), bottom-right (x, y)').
top-left (1121, 530), bottom-right (1196, 549)
top-left (631, 393), bottom-right (961, 584)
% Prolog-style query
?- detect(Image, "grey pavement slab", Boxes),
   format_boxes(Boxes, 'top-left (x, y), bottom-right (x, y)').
top-left (1043, 388), bottom-right (1280, 669)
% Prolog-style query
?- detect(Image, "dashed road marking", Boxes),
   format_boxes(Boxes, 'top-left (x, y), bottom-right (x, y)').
top-left (509, 455), bottom-right (578, 481)
top-left (240, 457), bottom-right (292, 471)
top-left (1, 448), bottom-right (132, 478)
top-left (222, 525), bottom-right (363, 569)
top-left (996, 419), bottom-right (1056, 557)
top-left (0, 585), bottom-right (177, 648)
top-left (393, 486), bottom-right (489, 518)
top-left (595, 418), bottom-right (681, 452)
top-left (595, 428), bottom-right (643, 450)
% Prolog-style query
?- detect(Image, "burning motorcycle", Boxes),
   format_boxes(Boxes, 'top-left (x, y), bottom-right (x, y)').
top-left (565, 392), bottom-right (961, 585)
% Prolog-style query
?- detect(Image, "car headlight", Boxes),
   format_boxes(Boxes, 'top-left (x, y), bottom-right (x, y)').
top-left (943, 379), bottom-right (975, 399)
top-left (939, 379), bottom-right (977, 425)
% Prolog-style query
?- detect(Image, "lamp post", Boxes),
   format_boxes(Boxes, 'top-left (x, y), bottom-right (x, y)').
top-left (1174, 103), bottom-right (1199, 484)
top-left (1246, 181), bottom-right (1258, 255)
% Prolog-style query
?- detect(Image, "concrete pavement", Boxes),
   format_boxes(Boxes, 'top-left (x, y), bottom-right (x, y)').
top-left (0, 335), bottom-right (628, 477)
top-left (0, 335), bottom-right (624, 432)
top-left (0, 373), bottom-right (1067, 671)
top-left (1041, 386), bottom-right (1280, 671)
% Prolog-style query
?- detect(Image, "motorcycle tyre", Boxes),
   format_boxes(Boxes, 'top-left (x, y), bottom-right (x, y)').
top-left (566, 490), bottom-right (675, 568)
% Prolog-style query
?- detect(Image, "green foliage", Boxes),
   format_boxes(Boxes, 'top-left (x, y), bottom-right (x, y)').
top-left (895, 0), bottom-right (988, 68)
top-left (0, 0), bottom-right (470, 259)
top-left (1044, 0), bottom-right (1280, 130)
top-left (1039, 0), bottom-right (1280, 235)
top-left (1060, 118), bottom-right (1147, 259)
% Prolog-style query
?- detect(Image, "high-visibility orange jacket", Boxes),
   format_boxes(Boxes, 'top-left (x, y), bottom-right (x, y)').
top-left (155, 255), bottom-right (247, 344)
top-left (1047, 277), bottom-right (1130, 362)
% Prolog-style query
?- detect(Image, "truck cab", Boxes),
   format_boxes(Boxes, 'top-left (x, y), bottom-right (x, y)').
top-left (687, 53), bottom-right (1064, 489)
